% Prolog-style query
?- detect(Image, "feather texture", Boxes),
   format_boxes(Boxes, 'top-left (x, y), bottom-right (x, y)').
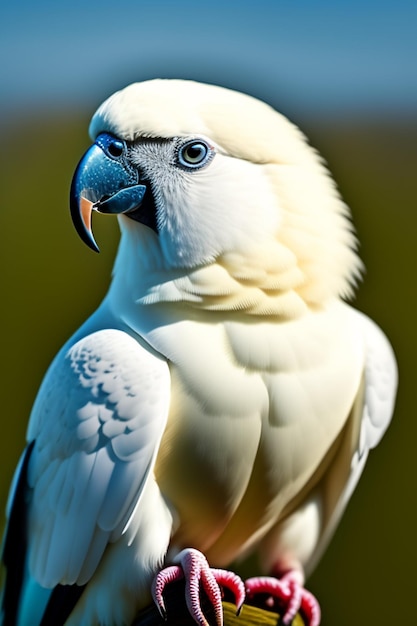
top-left (1, 80), bottom-right (396, 626)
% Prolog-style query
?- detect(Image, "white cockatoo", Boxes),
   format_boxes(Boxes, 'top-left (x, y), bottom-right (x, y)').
top-left (1, 79), bottom-right (397, 626)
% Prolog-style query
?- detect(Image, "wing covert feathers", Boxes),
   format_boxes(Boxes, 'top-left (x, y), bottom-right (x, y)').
top-left (26, 329), bottom-right (170, 588)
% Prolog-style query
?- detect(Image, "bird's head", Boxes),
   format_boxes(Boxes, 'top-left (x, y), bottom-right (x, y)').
top-left (70, 79), bottom-right (362, 316)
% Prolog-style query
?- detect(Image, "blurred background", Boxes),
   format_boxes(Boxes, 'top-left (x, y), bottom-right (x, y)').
top-left (1, 1), bottom-right (416, 624)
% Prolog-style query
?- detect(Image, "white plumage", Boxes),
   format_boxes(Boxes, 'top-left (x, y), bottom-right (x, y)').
top-left (1, 79), bottom-right (397, 626)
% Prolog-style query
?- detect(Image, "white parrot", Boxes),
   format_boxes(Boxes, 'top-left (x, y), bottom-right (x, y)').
top-left (0, 79), bottom-right (397, 626)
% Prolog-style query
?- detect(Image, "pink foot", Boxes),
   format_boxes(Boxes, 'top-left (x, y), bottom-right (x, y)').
top-left (245, 571), bottom-right (321, 626)
top-left (152, 548), bottom-right (245, 626)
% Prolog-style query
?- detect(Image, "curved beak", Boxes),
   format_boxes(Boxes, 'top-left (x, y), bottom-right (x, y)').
top-left (70, 133), bottom-right (147, 252)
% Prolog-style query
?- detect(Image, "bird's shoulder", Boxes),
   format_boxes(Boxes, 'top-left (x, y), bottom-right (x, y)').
top-left (27, 320), bottom-right (170, 447)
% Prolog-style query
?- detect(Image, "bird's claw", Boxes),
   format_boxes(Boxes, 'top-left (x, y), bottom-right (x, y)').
top-left (152, 548), bottom-right (245, 626)
top-left (245, 572), bottom-right (321, 626)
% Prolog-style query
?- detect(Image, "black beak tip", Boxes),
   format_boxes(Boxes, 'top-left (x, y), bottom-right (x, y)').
top-left (84, 234), bottom-right (100, 254)
top-left (69, 189), bottom-right (100, 253)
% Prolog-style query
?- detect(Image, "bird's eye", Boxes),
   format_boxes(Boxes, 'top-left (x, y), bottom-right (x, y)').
top-left (177, 140), bottom-right (213, 170)
top-left (95, 133), bottom-right (125, 159)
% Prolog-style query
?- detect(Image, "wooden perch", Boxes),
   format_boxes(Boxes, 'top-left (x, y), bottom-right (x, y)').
top-left (132, 580), bottom-right (305, 625)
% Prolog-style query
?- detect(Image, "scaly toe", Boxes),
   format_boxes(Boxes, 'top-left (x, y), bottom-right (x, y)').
top-left (151, 564), bottom-right (184, 617)
top-left (245, 573), bottom-right (321, 626)
top-left (152, 548), bottom-right (245, 626)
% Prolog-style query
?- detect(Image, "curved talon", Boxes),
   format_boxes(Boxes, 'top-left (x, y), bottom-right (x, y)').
top-left (211, 568), bottom-right (246, 615)
top-left (151, 548), bottom-right (245, 626)
top-left (245, 575), bottom-right (291, 603)
top-left (152, 564), bottom-right (184, 617)
top-left (280, 573), bottom-right (302, 624)
top-left (298, 587), bottom-right (321, 626)
top-left (245, 574), bottom-right (321, 626)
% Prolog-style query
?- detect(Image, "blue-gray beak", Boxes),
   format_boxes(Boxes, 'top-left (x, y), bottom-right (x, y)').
top-left (70, 133), bottom-right (147, 252)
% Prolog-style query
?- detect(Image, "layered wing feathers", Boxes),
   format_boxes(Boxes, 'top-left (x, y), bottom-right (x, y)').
top-left (357, 312), bottom-right (398, 453)
top-left (307, 310), bottom-right (397, 573)
top-left (25, 329), bottom-right (170, 587)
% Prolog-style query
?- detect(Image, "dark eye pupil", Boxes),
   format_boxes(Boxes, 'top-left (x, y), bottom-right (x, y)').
top-left (178, 140), bottom-right (212, 169)
top-left (186, 145), bottom-right (204, 160)
top-left (108, 140), bottom-right (124, 158)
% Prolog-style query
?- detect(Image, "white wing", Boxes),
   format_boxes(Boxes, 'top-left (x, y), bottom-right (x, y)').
top-left (340, 311), bottom-right (397, 511)
top-left (307, 310), bottom-right (397, 573)
top-left (24, 328), bottom-right (170, 588)
top-left (356, 313), bottom-right (398, 452)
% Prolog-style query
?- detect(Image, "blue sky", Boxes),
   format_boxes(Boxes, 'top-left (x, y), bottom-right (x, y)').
top-left (1, 0), bottom-right (417, 119)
